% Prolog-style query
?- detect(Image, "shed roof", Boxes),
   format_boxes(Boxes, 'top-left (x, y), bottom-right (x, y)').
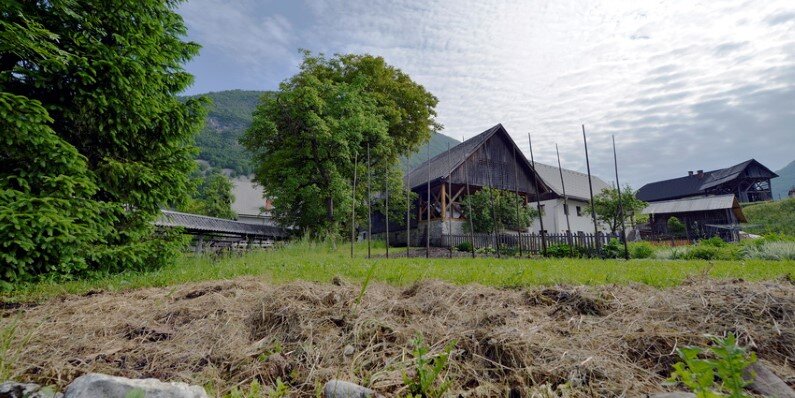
top-left (641, 194), bottom-right (747, 222)
top-left (156, 210), bottom-right (288, 238)
top-left (533, 162), bottom-right (611, 202)
top-left (636, 159), bottom-right (777, 202)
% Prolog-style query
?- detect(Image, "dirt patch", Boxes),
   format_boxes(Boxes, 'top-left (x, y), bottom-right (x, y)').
top-left (2, 278), bottom-right (794, 397)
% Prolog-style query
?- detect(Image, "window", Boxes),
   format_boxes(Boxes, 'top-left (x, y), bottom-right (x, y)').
top-left (563, 203), bottom-right (568, 215)
top-left (576, 206), bottom-right (582, 216)
top-left (538, 204), bottom-right (545, 216)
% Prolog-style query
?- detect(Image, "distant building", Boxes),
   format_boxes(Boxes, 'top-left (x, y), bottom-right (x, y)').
top-left (789, 186), bottom-right (795, 199)
top-left (530, 163), bottom-right (612, 235)
top-left (634, 159), bottom-right (774, 240)
top-left (231, 176), bottom-right (275, 226)
top-left (636, 159), bottom-right (778, 204)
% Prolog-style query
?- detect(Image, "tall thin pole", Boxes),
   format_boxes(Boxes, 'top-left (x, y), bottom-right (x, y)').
top-left (582, 124), bottom-right (600, 254)
top-left (426, 143), bottom-right (431, 258)
top-left (446, 142), bottom-right (453, 258)
top-left (513, 142), bottom-right (522, 257)
top-left (406, 160), bottom-right (411, 258)
top-left (556, 144), bottom-right (573, 253)
top-left (612, 135), bottom-right (630, 260)
top-left (485, 140), bottom-right (500, 258)
top-left (384, 166), bottom-right (389, 259)
top-left (528, 132), bottom-right (547, 256)
top-left (350, 151), bottom-right (358, 258)
top-left (463, 135), bottom-right (475, 258)
top-left (367, 143), bottom-right (371, 259)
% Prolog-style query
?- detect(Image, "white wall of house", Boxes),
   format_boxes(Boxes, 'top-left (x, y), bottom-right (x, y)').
top-left (529, 198), bottom-right (609, 234)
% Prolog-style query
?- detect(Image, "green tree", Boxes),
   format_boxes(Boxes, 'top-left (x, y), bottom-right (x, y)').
top-left (181, 169), bottom-right (236, 220)
top-left (586, 186), bottom-right (647, 234)
top-left (461, 188), bottom-right (538, 233)
top-left (242, 52), bottom-right (440, 237)
top-left (1, 0), bottom-right (205, 280)
top-left (667, 216), bottom-right (686, 236)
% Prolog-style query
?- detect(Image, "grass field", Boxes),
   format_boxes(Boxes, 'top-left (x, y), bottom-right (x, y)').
top-left (5, 240), bottom-right (794, 302)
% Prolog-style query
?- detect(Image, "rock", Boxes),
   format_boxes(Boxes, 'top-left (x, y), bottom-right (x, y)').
top-left (0, 381), bottom-right (62, 398)
top-left (646, 393), bottom-right (695, 398)
top-left (745, 362), bottom-right (795, 398)
top-left (343, 344), bottom-right (355, 357)
top-left (323, 380), bottom-right (382, 398)
top-left (63, 373), bottom-right (207, 398)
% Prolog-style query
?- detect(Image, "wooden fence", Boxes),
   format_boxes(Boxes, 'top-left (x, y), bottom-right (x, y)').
top-left (380, 230), bottom-right (616, 255)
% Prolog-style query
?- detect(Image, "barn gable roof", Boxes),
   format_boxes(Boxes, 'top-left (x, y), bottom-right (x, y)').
top-left (404, 124), bottom-right (550, 194)
top-left (636, 159), bottom-right (778, 202)
top-left (156, 210), bottom-right (288, 238)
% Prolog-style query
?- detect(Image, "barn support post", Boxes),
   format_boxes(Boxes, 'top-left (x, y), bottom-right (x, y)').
top-left (195, 234), bottom-right (204, 255)
top-left (528, 132), bottom-right (547, 256)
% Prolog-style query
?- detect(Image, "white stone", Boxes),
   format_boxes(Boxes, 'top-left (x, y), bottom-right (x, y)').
top-left (63, 373), bottom-right (207, 398)
top-left (323, 380), bottom-right (382, 398)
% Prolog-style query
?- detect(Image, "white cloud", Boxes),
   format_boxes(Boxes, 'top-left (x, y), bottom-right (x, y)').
top-left (180, 0), bottom-right (795, 186)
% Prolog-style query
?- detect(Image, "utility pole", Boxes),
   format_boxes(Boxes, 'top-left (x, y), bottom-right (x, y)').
top-left (406, 160), bottom-right (411, 258)
top-left (366, 143), bottom-right (371, 259)
top-left (485, 140), bottom-right (500, 258)
top-left (612, 135), bottom-right (630, 260)
top-left (384, 166), bottom-right (389, 259)
top-left (350, 151), bottom-right (358, 258)
top-left (512, 143), bottom-right (523, 257)
top-left (447, 142), bottom-right (453, 258)
top-left (463, 135), bottom-right (475, 258)
top-left (528, 132), bottom-right (547, 256)
top-left (582, 124), bottom-right (601, 255)
top-left (556, 143), bottom-right (573, 254)
top-left (426, 143), bottom-right (431, 258)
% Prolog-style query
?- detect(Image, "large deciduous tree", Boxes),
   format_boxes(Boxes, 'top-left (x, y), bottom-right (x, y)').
top-left (242, 52), bottom-right (439, 237)
top-left (1, 0), bottom-right (205, 283)
top-left (586, 186), bottom-right (647, 234)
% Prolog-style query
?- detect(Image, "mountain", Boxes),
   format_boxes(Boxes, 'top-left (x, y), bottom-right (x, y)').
top-left (773, 160), bottom-right (795, 200)
top-left (185, 89), bottom-right (269, 175)
top-left (186, 89), bottom-right (459, 176)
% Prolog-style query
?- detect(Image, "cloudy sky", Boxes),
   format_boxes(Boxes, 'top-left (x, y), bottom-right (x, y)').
top-left (178, 0), bottom-right (795, 188)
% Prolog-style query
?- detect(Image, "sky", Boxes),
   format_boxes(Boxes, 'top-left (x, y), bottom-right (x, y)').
top-left (178, 0), bottom-right (795, 188)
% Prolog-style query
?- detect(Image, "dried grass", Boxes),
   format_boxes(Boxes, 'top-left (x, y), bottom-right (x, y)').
top-left (1, 276), bottom-right (793, 397)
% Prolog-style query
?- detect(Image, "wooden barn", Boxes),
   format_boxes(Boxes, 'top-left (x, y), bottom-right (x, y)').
top-left (636, 159), bottom-right (778, 204)
top-left (373, 124), bottom-right (551, 246)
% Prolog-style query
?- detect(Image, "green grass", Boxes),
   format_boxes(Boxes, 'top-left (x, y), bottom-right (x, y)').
top-left (743, 198), bottom-right (795, 235)
top-left (3, 241), bottom-right (794, 302)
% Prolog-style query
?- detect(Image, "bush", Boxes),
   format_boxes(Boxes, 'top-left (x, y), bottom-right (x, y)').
top-left (546, 244), bottom-right (575, 258)
top-left (685, 246), bottom-right (719, 260)
top-left (455, 241), bottom-right (473, 252)
top-left (629, 242), bottom-right (655, 259)
top-left (699, 236), bottom-right (727, 247)
top-left (602, 238), bottom-right (627, 259)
